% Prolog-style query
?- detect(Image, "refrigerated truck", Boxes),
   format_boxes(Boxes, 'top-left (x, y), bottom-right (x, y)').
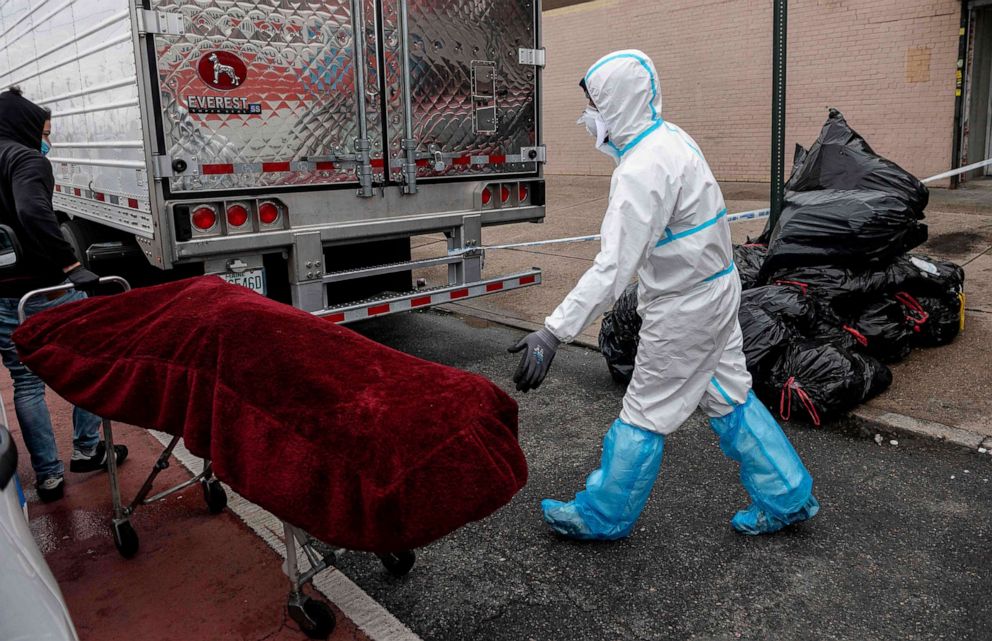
top-left (0, 0), bottom-right (546, 321)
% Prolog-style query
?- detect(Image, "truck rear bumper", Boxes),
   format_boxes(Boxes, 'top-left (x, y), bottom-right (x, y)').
top-left (316, 269), bottom-right (542, 324)
top-left (173, 205), bottom-right (545, 261)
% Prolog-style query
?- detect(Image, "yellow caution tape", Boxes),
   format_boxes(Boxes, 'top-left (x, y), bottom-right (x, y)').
top-left (959, 291), bottom-right (966, 332)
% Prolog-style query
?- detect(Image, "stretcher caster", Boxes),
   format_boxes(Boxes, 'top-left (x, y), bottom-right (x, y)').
top-left (202, 479), bottom-right (227, 514)
top-left (309, 539), bottom-right (338, 567)
top-left (288, 597), bottom-right (336, 639)
top-left (112, 520), bottom-right (139, 559)
top-left (378, 550), bottom-right (415, 576)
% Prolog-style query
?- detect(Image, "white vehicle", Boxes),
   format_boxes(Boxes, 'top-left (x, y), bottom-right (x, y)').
top-left (0, 0), bottom-right (546, 320)
top-left (1, 426), bottom-right (78, 641)
top-left (0, 248), bottom-right (79, 641)
top-left (0, 226), bottom-right (78, 641)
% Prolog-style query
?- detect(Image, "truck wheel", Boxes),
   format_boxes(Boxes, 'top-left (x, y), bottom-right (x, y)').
top-left (60, 219), bottom-right (96, 269)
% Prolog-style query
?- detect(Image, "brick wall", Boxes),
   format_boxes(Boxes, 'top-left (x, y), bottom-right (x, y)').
top-left (541, 0), bottom-right (961, 183)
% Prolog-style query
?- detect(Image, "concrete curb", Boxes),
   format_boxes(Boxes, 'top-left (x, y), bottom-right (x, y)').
top-left (439, 304), bottom-right (992, 453)
top-left (439, 302), bottom-right (601, 350)
top-left (847, 407), bottom-right (992, 452)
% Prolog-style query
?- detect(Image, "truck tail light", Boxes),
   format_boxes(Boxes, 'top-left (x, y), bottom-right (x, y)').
top-left (500, 185), bottom-right (511, 204)
top-left (519, 184), bottom-right (529, 203)
top-left (191, 205), bottom-right (217, 231)
top-left (258, 201), bottom-right (281, 225)
top-left (226, 203), bottom-right (249, 228)
top-left (481, 187), bottom-right (493, 207)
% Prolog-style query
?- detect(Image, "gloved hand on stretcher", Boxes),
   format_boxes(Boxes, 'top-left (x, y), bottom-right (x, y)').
top-left (509, 328), bottom-right (560, 392)
top-left (64, 263), bottom-right (100, 294)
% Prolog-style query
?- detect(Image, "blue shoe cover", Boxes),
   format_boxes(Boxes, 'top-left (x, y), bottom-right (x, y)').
top-left (541, 419), bottom-right (664, 541)
top-left (731, 496), bottom-right (820, 535)
top-left (710, 391), bottom-right (817, 529)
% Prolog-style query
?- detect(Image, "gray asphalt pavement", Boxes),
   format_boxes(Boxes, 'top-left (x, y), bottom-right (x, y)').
top-left (340, 310), bottom-right (992, 641)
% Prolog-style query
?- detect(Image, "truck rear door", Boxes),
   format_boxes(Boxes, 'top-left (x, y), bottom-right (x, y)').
top-left (151, 0), bottom-right (383, 194)
top-left (151, 0), bottom-right (539, 195)
top-left (377, 0), bottom-right (541, 186)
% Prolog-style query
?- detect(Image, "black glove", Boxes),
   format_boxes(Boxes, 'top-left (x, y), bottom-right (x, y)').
top-left (508, 328), bottom-right (561, 393)
top-left (65, 264), bottom-right (101, 294)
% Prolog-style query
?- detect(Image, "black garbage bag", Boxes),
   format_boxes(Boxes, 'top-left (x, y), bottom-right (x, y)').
top-left (760, 341), bottom-right (892, 425)
top-left (767, 264), bottom-right (888, 314)
top-left (599, 283), bottom-right (641, 384)
top-left (738, 300), bottom-right (795, 379)
top-left (881, 254), bottom-right (965, 298)
top-left (760, 189), bottom-right (928, 277)
top-left (885, 255), bottom-right (965, 348)
top-left (767, 253), bottom-right (964, 318)
top-left (785, 108), bottom-right (929, 213)
top-left (792, 143), bottom-right (809, 176)
top-left (741, 284), bottom-right (817, 333)
top-left (802, 299), bottom-right (863, 352)
top-left (911, 293), bottom-right (963, 346)
top-left (733, 244), bottom-right (768, 290)
top-left (850, 299), bottom-right (915, 363)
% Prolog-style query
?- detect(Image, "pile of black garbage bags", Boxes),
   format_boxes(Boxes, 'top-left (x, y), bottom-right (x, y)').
top-left (600, 109), bottom-right (965, 425)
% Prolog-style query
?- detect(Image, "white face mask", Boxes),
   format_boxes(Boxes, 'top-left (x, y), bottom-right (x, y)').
top-left (578, 107), bottom-right (609, 146)
top-left (578, 107), bottom-right (598, 138)
top-left (578, 107), bottom-right (618, 163)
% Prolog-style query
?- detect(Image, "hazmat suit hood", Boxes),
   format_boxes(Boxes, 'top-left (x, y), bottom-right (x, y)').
top-left (0, 90), bottom-right (48, 151)
top-left (583, 50), bottom-right (663, 159)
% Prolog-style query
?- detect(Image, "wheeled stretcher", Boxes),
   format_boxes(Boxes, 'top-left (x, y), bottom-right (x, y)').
top-left (15, 276), bottom-right (527, 639)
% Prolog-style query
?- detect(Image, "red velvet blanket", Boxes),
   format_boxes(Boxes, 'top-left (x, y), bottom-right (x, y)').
top-left (13, 277), bottom-right (527, 552)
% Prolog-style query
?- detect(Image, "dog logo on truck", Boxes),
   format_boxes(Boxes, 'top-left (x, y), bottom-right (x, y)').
top-left (197, 51), bottom-right (248, 90)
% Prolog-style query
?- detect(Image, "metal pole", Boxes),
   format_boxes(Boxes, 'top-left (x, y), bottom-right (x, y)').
top-left (350, 0), bottom-right (374, 197)
top-left (769, 0), bottom-right (788, 231)
top-left (950, 3), bottom-right (970, 189)
top-left (398, 0), bottom-right (418, 195)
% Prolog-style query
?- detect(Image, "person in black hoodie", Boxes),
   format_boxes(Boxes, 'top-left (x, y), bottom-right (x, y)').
top-left (0, 87), bottom-right (127, 502)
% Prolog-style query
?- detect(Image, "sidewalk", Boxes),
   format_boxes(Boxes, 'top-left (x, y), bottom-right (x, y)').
top-left (417, 175), bottom-right (992, 447)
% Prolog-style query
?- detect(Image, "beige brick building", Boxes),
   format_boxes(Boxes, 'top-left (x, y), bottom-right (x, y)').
top-left (541, 0), bottom-right (971, 186)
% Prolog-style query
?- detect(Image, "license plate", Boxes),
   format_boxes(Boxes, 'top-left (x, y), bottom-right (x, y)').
top-left (217, 268), bottom-right (266, 296)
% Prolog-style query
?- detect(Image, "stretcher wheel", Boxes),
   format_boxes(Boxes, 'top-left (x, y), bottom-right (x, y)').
top-left (378, 550), bottom-right (416, 577)
top-left (288, 598), bottom-right (336, 639)
top-left (309, 539), bottom-right (338, 567)
top-left (202, 479), bottom-right (227, 514)
top-left (112, 520), bottom-right (139, 559)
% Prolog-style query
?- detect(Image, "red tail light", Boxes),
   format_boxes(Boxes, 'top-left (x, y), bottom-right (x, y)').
top-left (519, 184), bottom-right (529, 202)
top-left (258, 201), bottom-right (280, 225)
top-left (481, 187), bottom-right (493, 206)
top-left (500, 185), bottom-right (510, 203)
top-left (226, 204), bottom-right (249, 227)
top-left (191, 206), bottom-right (217, 231)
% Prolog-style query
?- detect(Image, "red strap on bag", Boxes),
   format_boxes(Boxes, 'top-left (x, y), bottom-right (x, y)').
top-left (779, 376), bottom-right (822, 427)
top-left (774, 280), bottom-right (809, 296)
top-left (842, 325), bottom-right (869, 347)
top-left (895, 291), bottom-right (929, 333)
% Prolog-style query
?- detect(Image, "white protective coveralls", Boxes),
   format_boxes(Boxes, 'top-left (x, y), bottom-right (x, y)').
top-left (540, 50), bottom-right (819, 540)
top-left (547, 51), bottom-right (750, 430)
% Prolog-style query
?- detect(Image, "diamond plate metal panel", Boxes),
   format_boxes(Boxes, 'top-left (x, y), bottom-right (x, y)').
top-left (381, 0), bottom-right (538, 180)
top-left (151, 0), bottom-right (382, 192)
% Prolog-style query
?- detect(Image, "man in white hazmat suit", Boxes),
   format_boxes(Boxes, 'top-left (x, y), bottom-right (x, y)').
top-left (509, 50), bottom-right (820, 540)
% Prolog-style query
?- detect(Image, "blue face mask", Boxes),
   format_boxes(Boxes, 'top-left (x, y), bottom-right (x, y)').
top-left (40, 140), bottom-right (50, 156)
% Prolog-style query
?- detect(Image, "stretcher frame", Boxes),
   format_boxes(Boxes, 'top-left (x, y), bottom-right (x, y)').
top-left (18, 280), bottom-right (415, 639)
